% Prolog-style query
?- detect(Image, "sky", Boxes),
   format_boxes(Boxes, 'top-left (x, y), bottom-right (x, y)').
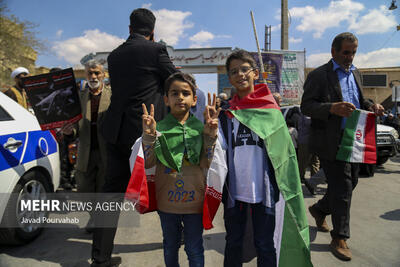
top-left (4, 0), bottom-right (400, 95)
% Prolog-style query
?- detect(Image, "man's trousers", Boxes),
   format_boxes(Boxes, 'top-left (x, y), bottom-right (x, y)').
top-left (297, 143), bottom-right (320, 180)
top-left (75, 148), bottom-right (105, 193)
top-left (314, 159), bottom-right (359, 239)
top-left (91, 142), bottom-right (132, 263)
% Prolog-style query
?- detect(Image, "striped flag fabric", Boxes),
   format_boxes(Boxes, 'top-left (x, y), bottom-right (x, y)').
top-left (126, 83), bottom-right (312, 266)
top-left (125, 137), bottom-right (157, 214)
top-left (336, 109), bottom-right (377, 164)
top-left (227, 84), bottom-right (312, 267)
top-left (202, 139), bottom-right (227, 229)
top-left (126, 137), bottom-right (228, 227)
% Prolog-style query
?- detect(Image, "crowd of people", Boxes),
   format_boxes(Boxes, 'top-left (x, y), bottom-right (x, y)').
top-left (4, 7), bottom-right (391, 267)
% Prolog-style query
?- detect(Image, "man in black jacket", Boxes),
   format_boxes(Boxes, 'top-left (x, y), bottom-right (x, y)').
top-left (91, 8), bottom-right (176, 267)
top-left (301, 32), bottom-right (384, 262)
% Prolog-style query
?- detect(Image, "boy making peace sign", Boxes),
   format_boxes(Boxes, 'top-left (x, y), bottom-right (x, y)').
top-left (141, 72), bottom-right (220, 267)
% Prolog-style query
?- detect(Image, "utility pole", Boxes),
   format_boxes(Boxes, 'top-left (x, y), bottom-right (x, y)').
top-left (250, 11), bottom-right (267, 83)
top-left (281, 0), bottom-right (289, 50)
top-left (265, 25), bottom-right (271, 51)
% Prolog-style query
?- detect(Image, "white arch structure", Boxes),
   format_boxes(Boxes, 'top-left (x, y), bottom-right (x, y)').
top-left (80, 46), bottom-right (305, 104)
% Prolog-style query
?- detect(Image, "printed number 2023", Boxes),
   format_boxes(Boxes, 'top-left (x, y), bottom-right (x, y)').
top-left (168, 190), bottom-right (195, 202)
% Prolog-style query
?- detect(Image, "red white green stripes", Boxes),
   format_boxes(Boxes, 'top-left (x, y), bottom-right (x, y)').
top-left (336, 109), bottom-right (376, 164)
top-left (227, 84), bottom-right (312, 266)
top-left (229, 108), bottom-right (312, 267)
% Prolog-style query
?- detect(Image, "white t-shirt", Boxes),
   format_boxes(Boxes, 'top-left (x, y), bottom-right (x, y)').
top-left (219, 117), bottom-right (265, 203)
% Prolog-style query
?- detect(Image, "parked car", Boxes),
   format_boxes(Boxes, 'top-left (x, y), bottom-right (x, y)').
top-left (0, 92), bottom-right (60, 244)
top-left (281, 105), bottom-right (399, 176)
top-left (375, 124), bottom-right (399, 165)
top-left (359, 124), bottom-right (398, 176)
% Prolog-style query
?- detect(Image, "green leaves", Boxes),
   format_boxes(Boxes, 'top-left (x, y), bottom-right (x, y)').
top-left (0, 0), bottom-right (45, 88)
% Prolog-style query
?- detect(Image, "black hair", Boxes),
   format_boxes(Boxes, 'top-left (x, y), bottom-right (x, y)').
top-left (331, 32), bottom-right (358, 52)
top-left (49, 67), bottom-right (62, 73)
top-left (130, 8), bottom-right (156, 37)
top-left (225, 49), bottom-right (257, 73)
top-left (164, 72), bottom-right (197, 96)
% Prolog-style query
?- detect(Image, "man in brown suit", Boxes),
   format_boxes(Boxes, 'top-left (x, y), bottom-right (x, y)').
top-left (61, 59), bottom-right (111, 232)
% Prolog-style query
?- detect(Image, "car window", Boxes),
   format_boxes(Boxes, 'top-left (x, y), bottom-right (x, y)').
top-left (0, 105), bottom-right (14, 121)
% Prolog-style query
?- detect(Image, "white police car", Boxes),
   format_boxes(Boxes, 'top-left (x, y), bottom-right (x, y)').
top-left (0, 91), bottom-right (60, 244)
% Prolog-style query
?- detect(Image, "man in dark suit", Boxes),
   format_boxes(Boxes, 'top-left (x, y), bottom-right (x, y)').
top-left (91, 8), bottom-right (176, 267)
top-left (301, 32), bottom-right (384, 261)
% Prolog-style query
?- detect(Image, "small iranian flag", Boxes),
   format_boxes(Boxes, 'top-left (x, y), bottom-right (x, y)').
top-left (336, 109), bottom-right (377, 164)
top-left (125, 137), bottom-right (157, 214)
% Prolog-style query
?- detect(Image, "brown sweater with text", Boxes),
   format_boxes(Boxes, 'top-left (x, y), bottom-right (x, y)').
top-left (142, 132), bottom-right (216, 214)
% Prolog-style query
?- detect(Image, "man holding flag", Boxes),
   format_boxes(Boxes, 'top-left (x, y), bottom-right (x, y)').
top-left (301, 32), bottom-right (384, 261)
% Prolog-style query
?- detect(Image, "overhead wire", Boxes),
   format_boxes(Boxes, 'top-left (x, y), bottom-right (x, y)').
top-left (375, 30), bottom-right (398, 51)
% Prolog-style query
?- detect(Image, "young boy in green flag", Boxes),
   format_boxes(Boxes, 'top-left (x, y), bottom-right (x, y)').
top-left (219, 50), bottom-right (312, 267)
top-left (141, 72), bottom-right (220, 267)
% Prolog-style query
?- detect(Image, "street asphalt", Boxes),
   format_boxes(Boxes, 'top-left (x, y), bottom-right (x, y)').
top-left (0, 155), bottom-right (399, 267)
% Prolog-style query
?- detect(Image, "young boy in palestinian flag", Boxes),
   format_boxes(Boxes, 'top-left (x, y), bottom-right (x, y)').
top-left (219, 50), bottom-right (312, 267)
top-left (141, 72), bottom-right (220, 267)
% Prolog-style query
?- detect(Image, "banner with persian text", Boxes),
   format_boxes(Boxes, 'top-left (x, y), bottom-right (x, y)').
top-left (252, 50), bottom-right (305, 105)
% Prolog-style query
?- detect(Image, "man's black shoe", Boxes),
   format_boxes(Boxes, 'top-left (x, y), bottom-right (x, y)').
top-left (91, 256), bottom-right (121, 267)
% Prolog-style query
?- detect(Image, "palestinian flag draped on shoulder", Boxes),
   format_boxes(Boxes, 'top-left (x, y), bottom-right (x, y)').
top-left (336, 109), bottom-right (377, 164)
top-left (227, 84), bottom-right (312, 267)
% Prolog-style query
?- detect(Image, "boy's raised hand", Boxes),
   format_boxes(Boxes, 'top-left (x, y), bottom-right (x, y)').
top-left (203, 93), bottom-right (221, 137)
top-left (142, 103), bottom-right (156, 136)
